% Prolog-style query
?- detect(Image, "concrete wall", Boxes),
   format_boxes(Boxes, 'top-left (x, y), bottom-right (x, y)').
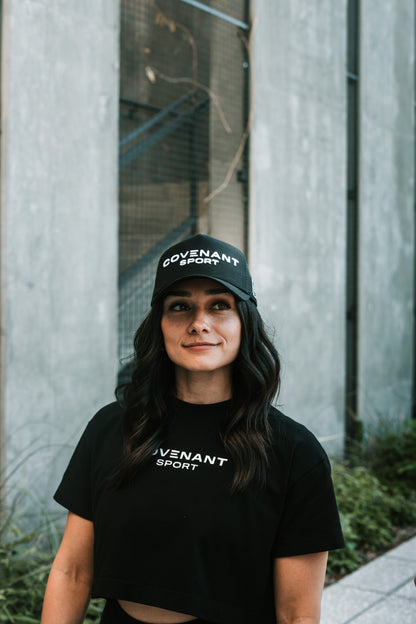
top-left (0, 0), bottom-right (120, 514)
top-left (250, 0), bottom-right (347, 455)
top-left (357, 2), bottom-right (415, 425)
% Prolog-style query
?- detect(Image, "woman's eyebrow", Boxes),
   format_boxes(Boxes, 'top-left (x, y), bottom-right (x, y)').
top-left (165, 290), bottom-right (192, 297)
top-left (165, 287), bottom-right (231, 297)
top-left (205, 288), bottom-right (230, 295)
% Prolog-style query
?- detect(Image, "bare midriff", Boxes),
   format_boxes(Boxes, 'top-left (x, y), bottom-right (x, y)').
top-left (117, 600), bottom-right (198, 623)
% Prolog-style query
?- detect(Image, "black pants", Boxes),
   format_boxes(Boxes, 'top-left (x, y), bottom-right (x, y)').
top-left (100, 599), bottom-right (212, 624)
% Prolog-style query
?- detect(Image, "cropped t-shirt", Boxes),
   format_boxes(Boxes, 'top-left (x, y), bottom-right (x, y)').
top-left (54, 400), bottom-right (344, 624)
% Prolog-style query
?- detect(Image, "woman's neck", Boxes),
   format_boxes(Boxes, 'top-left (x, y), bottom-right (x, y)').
top-left (174, 367), bottom-right (232, 404)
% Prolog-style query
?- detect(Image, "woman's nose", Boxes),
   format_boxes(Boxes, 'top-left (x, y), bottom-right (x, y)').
top-left (189, 308), bottom-right (210, 333)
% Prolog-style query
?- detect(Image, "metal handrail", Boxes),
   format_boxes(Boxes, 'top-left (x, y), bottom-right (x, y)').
top-left (178, 0), bottom-right (249, 31)
top-left (119, 91), bottom-right (194, 150)
top-left (119, 97), bottom-right (209, 169)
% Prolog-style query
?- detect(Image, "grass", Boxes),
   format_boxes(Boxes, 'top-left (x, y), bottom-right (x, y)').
top-left (0, 490), bottom-right (104, 623)
top-left (0, 524), bottom-right (104, 622)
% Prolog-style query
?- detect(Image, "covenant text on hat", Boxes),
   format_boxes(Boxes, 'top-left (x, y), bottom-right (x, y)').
top-left (162, 248), bottom-right (240, 268)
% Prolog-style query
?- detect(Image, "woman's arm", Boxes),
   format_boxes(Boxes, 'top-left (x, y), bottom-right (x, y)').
top-left (273, 551), bottom-right (328, 624)
top-left (41, 511), bottom-right (94, 624)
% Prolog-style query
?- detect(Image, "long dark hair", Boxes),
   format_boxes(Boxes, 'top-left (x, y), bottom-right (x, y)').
top-left (112, 299), bottom-right (281, 492)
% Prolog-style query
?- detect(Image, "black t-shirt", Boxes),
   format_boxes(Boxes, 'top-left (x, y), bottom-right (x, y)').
top-left (54, 400), bottom-right (344, 624)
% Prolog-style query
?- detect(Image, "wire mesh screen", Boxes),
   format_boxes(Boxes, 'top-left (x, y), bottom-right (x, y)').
top-left (119, 0), bottom-right (250, 373)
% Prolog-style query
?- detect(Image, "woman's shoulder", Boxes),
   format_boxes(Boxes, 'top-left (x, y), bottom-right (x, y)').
top-left (267, 404), bottom-right (316, 438)
top-left (83, 401), bottom-right (123, 438)
top-left (267, 405), bottom-right (329, 470)
top-left (93, 400), bottom-right (123, 419)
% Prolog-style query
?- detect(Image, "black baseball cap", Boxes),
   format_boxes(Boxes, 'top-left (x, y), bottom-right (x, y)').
top-left (151, 234), bottom-right (257, 305)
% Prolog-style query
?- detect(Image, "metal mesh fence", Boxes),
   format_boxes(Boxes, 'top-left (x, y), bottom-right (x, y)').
top-left (118, 0), bottom-right (250, 375)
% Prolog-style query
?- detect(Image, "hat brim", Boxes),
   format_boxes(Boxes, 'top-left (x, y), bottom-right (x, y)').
top-left (152, 274), bottom-right (254, 305)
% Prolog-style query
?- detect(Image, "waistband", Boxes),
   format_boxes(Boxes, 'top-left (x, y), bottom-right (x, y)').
top-left (100, 599), bottom-right (211, 624)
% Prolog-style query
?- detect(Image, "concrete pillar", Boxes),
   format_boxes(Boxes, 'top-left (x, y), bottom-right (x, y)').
top-left (0, 1), bottom-right (120, 514)
top-left (357, 2), bottom-right (415, 426)
top-left (250, 0), bottom-right (347, 455)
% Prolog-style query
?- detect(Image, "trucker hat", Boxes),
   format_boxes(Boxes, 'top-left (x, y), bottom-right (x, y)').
top-left (151, 233), bottom-right (257, 305)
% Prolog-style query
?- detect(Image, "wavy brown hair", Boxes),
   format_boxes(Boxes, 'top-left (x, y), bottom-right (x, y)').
top-left (112, 299), bottom-right (281, 492)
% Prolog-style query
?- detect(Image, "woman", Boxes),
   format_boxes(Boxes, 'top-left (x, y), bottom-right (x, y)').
top-left (41, 234), bottom-right (344, 624)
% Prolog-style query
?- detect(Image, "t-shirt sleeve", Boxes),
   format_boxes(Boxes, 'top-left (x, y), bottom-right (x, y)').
top-left (272, 442), bottom-right (344, 557)
top-left (53, 421), bottom-right (94, 521)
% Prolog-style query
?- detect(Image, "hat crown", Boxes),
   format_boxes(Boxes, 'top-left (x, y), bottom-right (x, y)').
top-left (151, 234), bottom-right (256, 305)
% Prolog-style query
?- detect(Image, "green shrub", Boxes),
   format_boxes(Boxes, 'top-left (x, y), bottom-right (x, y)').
top-left (327, 416), bottom-right (416, 578)
top-left (327, 512), bottom-right (362, 575)
top-left (0, 511), bottom-right (103, 622)
top-left (365, 418), bottom-right (416, 498)
top-left (327, 464), bottom-right (397, 575)
top-left (337, 465), bottom-right (395, 547)
top-left (0, 526), bottom-right (51, 622)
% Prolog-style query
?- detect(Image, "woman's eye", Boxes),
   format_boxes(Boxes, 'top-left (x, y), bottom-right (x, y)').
top-left (212, 301), bottom-right (231, 310)
top-left (170, 302), bottom-right (189, 311)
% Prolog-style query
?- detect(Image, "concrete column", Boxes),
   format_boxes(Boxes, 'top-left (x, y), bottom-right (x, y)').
top-left (250, 0), bottom-right (347, 455)
top-left (0, 0), bottom-right (120, 514)
top-left (357, 2), bottom-right (415, 426)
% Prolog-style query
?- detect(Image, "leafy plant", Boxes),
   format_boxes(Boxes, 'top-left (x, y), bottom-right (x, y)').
top-left (328, 416), bottom-right (416, 577)
top-left (0, 523), bottom-right (104, 621)
top-left (0, 526), bottom-right (51, 622)
top-left (0, 492), bottom-right (103, 622)
top-left (327, 512), bottom-right (362, 575)
top-left (365, 417), bottom-right (416, 498)
top-left (327, 464), bottom-right (394, 575)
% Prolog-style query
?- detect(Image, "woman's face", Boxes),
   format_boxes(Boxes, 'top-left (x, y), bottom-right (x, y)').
top-left (161, 278), bottom-right (241, 374)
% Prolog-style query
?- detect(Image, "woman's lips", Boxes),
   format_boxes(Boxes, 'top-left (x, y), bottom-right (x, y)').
top-left (183, 342), bottom-right (218, 350)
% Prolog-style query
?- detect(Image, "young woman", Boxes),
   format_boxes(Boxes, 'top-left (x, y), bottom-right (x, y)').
top-left (41, 234), bottom-right (344, 624)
